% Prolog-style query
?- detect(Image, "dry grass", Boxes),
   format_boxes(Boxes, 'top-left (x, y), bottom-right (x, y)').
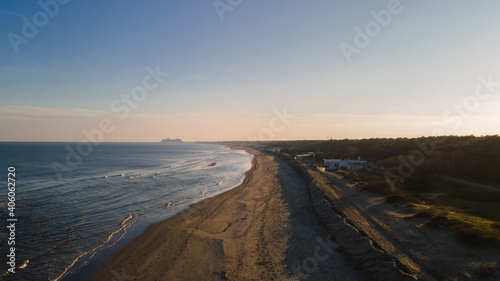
top-left (447, 212), bottom-right (500, 247)
top-left (362, 180), bottom-right (391, 195)
top-left (477, 262), bottom-right (497, 278)
top-left (221, 268), bottom-right (241, 281)
top-left (385, 194), bottom-right (406, 204)
top-left (425, 214), bottom-right (449, 228)
top-left (357, 172), bottom-right (500, 248)
top-left (453, 223), bottom-right (481, 242)
top-left (409, 205), bottom-right (500, 247)
top-left (411, 209), bottom-right (436, 219)
top-left (338, 169), bottom-right (361, 181)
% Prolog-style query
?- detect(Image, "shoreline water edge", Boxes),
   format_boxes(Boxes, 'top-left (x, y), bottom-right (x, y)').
top-left (88, 147), bottom-right (263, 280)
top-left (60, 145), bottom-right (255, 281)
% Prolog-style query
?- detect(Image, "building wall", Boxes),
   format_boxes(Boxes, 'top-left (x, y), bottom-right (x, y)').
top-left (324, 160), bottom-right (366, 170)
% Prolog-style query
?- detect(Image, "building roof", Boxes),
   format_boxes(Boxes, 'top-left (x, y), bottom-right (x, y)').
top-left (323, 159), bottom-right (367, 163)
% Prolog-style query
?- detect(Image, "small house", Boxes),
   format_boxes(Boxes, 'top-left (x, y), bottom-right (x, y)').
top-left (323, 158), bottom-right (367, 170)
top-left (269, 147), bottom-right (281, 152)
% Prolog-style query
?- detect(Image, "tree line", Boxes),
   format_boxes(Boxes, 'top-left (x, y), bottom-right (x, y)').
top-left (270, 135), bottom-right (500, 185)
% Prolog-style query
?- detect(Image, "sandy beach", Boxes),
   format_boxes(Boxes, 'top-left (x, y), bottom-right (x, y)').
top-left (90, 148), bottom-right (367, 280)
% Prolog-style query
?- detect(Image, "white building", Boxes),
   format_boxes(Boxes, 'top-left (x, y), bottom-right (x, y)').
top-left (323, 158), bottom-right (367, 170)
top-left (295, 152), bottom-right (315, 160)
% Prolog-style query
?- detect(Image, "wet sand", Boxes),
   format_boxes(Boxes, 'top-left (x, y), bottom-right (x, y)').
top-left (90, 148), bottom-right (366, 280)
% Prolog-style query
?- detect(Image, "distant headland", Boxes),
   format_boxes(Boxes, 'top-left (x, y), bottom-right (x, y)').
top-left (160, 138), bottom-right (183, 143)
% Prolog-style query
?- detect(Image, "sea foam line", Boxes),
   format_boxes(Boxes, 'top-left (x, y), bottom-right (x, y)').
top-left (52, 214), bottom-right (136, 281)
top-left (166, 199), bottom-right (187, 213)
top-left (1, 221), bottom-right (84, 279)
top-left (198, 189), bottom-right (208, 198)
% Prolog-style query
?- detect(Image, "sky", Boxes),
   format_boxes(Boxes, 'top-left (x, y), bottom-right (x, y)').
top-left (1, 0), bottom-right (500, 142)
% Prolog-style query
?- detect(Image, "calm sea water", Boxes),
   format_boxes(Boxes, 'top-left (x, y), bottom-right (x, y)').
top-left (0, 142), bottom-right (252, 281)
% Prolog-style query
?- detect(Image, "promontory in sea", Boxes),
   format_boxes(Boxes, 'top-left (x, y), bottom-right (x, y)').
top-left (160, 138), bottom-right (183, 143)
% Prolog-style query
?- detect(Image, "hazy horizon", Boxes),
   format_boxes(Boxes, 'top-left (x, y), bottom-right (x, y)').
top-left (2, 1), bottom-right (500, 142)
top-left (1, 132), bottom-right (498, 144)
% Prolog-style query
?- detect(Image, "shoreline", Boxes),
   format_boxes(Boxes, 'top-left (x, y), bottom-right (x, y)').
top-left (88, 147), bottom-right (260, 280)
top-left (89, 147), bottom-right (367, 280)
top-left (60, 145), bottom-right (254, 281)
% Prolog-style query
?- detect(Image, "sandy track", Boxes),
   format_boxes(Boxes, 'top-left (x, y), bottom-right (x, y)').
top-left (306, 167), bottom-right (435, 280)
top-left (90, 149), bottom-right (366, 280)
top-left (308, 168), bottom-right (500, 281)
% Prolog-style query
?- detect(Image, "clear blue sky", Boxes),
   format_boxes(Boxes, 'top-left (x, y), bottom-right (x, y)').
top-left (1, 0), bottom-right (500, 141)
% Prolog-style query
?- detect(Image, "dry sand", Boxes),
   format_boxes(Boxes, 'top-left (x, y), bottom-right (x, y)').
top-left (90, 148), bottom-right (366, 281)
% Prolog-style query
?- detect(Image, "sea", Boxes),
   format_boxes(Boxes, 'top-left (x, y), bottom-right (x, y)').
top-left (0, 142), bottom-right (253, 281)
